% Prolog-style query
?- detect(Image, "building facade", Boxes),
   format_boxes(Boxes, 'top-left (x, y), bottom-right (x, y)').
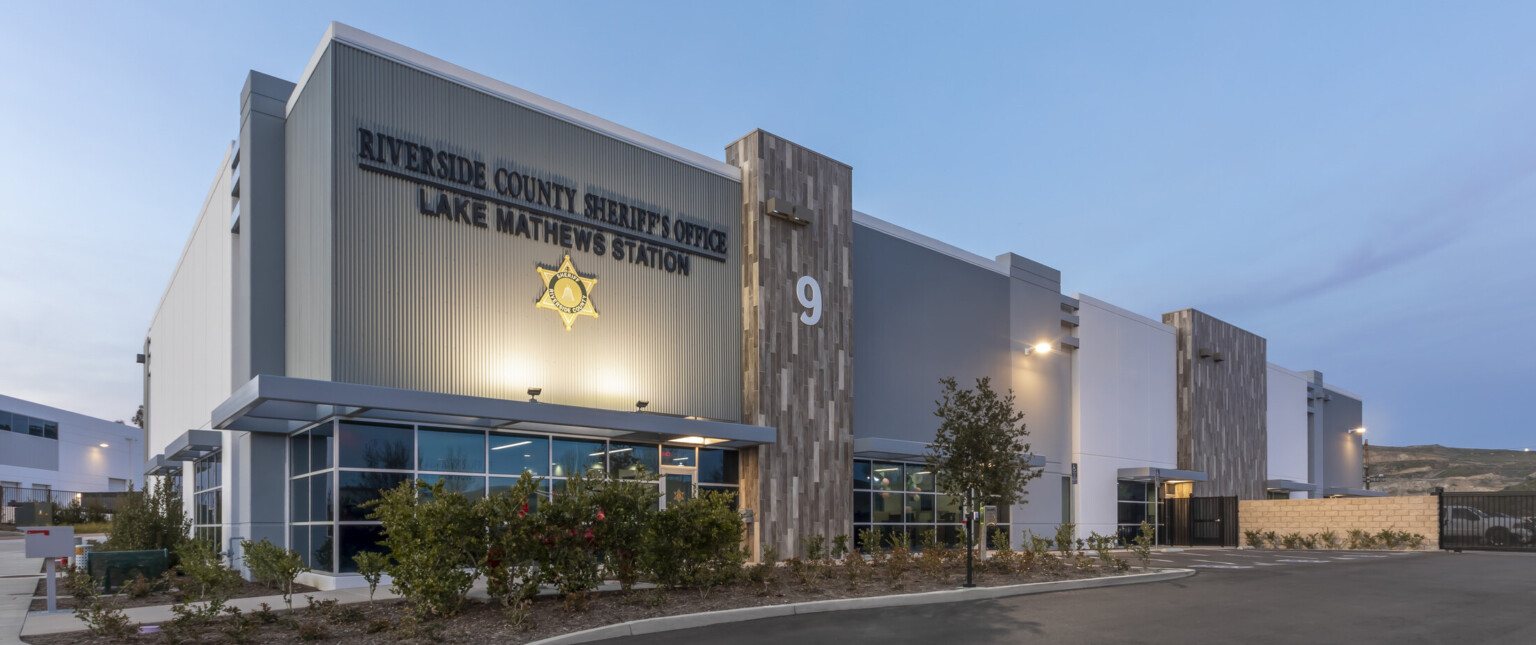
top-left (142, 23), bottom-right (1375, 587)
top-left (0, 393), bottom-right (145, 506)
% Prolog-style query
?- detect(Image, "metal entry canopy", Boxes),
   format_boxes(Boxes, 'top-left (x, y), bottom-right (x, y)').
top-left (212, 375), bottom-right (777, 448)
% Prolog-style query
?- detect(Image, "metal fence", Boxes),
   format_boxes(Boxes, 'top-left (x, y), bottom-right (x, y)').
top-left (1163, 496), bottom-right (1239, 547)
top-left (1439, 491), bottom-right (1536, 551)
top-left (1, 486), bottom-right (128, 526)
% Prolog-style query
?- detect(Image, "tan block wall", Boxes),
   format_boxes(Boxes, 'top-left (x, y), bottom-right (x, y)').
top-left (1239, 496), bottom-right (1438, 549)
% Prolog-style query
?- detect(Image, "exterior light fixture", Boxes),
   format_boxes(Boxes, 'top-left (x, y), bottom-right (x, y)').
top-left (99, 443), bottom-right (110, 448)
top-left (1024, 342), bottom-right (1053, 356)
top-left (527, 387), bottom-right (542, 402)
top-left (635, 400), bottom-right (649, 412)
top-left (671, 436), bottom-right (724, 446)
top-left (492, 440), bottom-right (533, 451)
top-left (1350, 427), bottom-right (1366, 434)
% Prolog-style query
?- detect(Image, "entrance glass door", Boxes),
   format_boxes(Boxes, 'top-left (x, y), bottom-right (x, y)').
top-left (661, 469), bottom-right (695, 509)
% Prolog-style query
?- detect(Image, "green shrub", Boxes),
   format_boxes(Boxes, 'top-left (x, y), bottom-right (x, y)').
top-left (590, 474), bottom-right (661, 592)
top-left (831, 535), bottom-right (849, 561)
top-left (1280, 533), bottom-right (1302, 550)
top-left (475, 472), bottom-right (543, 604)
top-left (1378, 528), bottom-right (1404, 549)
top-left (1086, 532), bottom-right (1120, 570)
top-left (1347, 528), bottom-right (1375, 549)
top-left (100, 478), bottom-right (190, 564)
top-left (804, 534), bottom-right (827, 561)
top-left (240, 538), bottom-right (309, 609)
top-left (641, 488), bottom-right (745, 594)
top-left (353, 551), bottom-right (388, 603)
top-left (175, 539), bottom-right (241, 604)
top-left (1131, 522), bottom-right (1155, 570)
top-left (1406, 533), bottom-right (1427, 550)
top-left (1263, 531), bottom-right (1280, 549)
top-left (1243, 530), bottom-right (1263, 548)
top-left (1053, 523), bottom-right (1077, 555)
top-left (531, 473), bottom-right (604, 610)
top-left (77, 597), bottom-right (135, 640)
top-left (1317, 530), bottom-right (1340, 549)
top-left (857, 527), bottom-right (885, 560)
top-left (364, 478), bottom-right (486, 618)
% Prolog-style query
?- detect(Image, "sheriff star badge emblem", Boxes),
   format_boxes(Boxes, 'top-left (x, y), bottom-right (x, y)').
top-left (535, 254), bottom-right (599, 330)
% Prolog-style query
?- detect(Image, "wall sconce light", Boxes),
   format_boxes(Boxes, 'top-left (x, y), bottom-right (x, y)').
top-left (99, 443), bottom-right (110, 448)
top-left (1023, 342), bottom-right (1053, 356)
top-left (635, 400), bottom-right (649, 412)
top-left (527, 387), bottom-right (542, 403)
top-left (1349, 427), bottom-right (1366, 435)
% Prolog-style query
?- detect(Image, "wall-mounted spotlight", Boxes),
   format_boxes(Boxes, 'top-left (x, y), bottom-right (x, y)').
top-left (635, 400), bottom-right (649, 412)
top-left (527, 387), bottom-right (542, 403)
top-left (1349, 427), bottom-right (1366, 435)
top-left (1023, 342), bottom-right (1053, 356)
top-left (99, 443), bottom-right (110, 448)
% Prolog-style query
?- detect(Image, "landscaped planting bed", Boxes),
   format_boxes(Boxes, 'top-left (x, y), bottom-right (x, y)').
top-left (28, 545), bottom-right (1144, 644)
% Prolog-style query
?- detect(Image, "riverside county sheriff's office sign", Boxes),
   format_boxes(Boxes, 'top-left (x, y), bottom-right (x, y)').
top-left (355, 128), bottom-right (730, 279)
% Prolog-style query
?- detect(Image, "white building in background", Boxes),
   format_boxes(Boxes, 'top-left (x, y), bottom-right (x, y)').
top-left (0, 393), bottom-right (145, 503)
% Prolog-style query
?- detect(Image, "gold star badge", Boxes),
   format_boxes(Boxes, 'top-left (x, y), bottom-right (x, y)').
top-left (535, 254), bottom-right (599, 330)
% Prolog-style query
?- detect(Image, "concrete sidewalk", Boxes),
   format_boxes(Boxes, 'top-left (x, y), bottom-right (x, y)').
top-left (0, 538), bottom-right (42, 645)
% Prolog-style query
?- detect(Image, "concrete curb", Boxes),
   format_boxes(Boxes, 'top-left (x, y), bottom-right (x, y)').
top-left (529, 568), bottom-right (1197, 645)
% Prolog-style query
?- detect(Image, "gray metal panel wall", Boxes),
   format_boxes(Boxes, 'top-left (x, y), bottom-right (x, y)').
top-left (850, 223), bottom-right (1011, 444)
top-left (1321, 388), bottom-right (1364, 491)
top-left (327, 44), bottom-right (742, 419)
top-left (285, 49), bottom-right (334, 381)
top-left (1164, 309), bottom-right (1268, 500)
top-left (234, 73), bottom-right (295, 388)
top-left (0, 432), bottom-right (59, 471)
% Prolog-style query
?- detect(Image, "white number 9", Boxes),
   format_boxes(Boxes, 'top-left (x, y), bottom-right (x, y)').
top-left (797, 276), bottom-right (822, 325)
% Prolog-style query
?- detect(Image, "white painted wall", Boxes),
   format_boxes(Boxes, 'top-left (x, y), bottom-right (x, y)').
top-left (1267, 363), bottom-right (1311, 492)
top-left (1070, 294), bottom-right (1177, 540)
top-left (0, 393), bottom-right (144, 496)
top-left (145, 145), bottom-right (236, 455)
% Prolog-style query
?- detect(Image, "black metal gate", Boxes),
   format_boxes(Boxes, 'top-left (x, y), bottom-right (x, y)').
top-left (1163, 496), bottom-right (1238, 547)
top-left (1439, 491), bottom-right (1536, 552)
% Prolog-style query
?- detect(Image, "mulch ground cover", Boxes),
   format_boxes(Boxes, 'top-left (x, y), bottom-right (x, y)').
top-left (26, 555), bottom-right (1137, 644)
top-left (28, 575), bottom-right (317, 612)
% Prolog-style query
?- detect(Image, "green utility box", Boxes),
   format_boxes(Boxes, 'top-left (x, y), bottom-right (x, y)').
top-left (87, 549), bottom-right (169, 593)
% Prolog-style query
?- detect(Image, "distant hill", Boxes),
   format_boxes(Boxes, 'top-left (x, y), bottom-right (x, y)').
top-left (1366, 444), bottom-right (1536, 496)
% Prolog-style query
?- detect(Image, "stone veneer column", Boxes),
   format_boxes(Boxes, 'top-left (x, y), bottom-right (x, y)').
top-left (726, 130), bottom-right (854, 559)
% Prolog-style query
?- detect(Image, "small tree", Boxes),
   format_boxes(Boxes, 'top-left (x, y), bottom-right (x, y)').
top-left (926, 377), bottom-right (1044, 543)
top-left (100, 477), bottom-right (190, 563)
top-left (352, 551), bottom-right (389, 603)
top-left (240, 538), bottom-right (309, 609)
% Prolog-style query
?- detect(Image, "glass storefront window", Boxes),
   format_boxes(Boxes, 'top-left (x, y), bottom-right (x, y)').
top-left (663, 446), bottom-right (697, 468)
top-left (853, 460), bottom-right (871, 490)
top-left (309, 472), bottom-right (332, 522)
top-left (338, 422), bottom-right (412, 470)
top-left (489, 433), bottom-right (548, 477)
top-left (338, 524), bottom-right (384, 574)
top-left (311, 525), bottom-right (334, 572)
top-left (551, 438), bottom-right (605, 477)
top-left (872, 488), bottom-right (903, 523)
top-left (906, 493), bottom-right (935, 523)
top-left (906, 465), bottom-right (934, 493)
top-left (290, 431), bottom-right (310, 477)
top-left (871, 462), bottom-right (902, 492)
top-left (418, 427), bottom-right (485, 473)
top-left (489, 477), bottom-right (547, 508)
top-left (697, 448), bottom-right (737, 483)
top-left (338, 471), bottom-right (409, 521)
top-left (290, 477), bottom-right (308, 523)
top-left (854, 490), bottom-right (872, 522)
top-left (608, 442), bottom-right (659, 480)
top-left (937, 494), bottom-right (961, 523)
top-left (311, 422), bottom-right (333, 472)
top-left (418, 474), bottom-right (486, 499)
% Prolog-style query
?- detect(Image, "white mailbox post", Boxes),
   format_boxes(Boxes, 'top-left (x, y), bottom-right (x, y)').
top-left (23, 526), bottom-right (74, 613)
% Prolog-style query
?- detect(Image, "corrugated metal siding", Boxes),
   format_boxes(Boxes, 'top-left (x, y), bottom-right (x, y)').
top-left (327, 44), bottom-right (742, 419)
top-left (147, 146), bottom-right (235, 453)
top-left (285, 49), bottom-right (334, 381)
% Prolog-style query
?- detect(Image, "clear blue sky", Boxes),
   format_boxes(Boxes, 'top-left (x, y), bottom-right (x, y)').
top-left (2, 2), bottom-right (1533, 449)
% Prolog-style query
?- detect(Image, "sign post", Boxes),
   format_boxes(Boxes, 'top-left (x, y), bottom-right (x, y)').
top-left (23, 526), bottom-right (74, 614)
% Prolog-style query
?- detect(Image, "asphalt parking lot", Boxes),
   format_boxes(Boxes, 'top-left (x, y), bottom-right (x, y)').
top-left (606, 549), bottom-right (1536, 644)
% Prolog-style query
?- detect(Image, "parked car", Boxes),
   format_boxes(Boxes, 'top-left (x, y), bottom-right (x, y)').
top-left (1442, 505), bottom-right (1534, 546)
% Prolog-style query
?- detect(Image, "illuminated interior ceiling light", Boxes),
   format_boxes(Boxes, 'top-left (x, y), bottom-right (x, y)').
top-left (875, 467), bottom-right (900, 473)
top-left (493, 440), bottom-right (533, 451)
top-left (591, 447), bottom-right (634, 457)
top-left (671, 436), bottom-right (725, 446)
